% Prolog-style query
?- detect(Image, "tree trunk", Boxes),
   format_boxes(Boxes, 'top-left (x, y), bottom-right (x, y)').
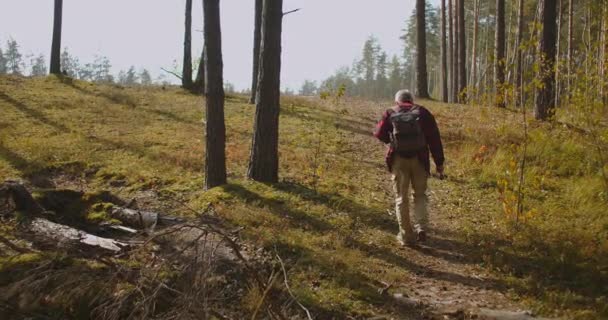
top-left (452, 0), bottom-right (460, 102)
top-left (203, 0), bottom-right (227, 189)
top-left (515, 0), bottom-right (525, 107)
top-left (471, 0), bottom-right (479, 99)
top-left (535, 0), bottom-right (558, 120)
top-left (416, 0), bottom-right (430, 99)
top-left (567, 0), bottom-right (573, 100)
top-left (441, 0), bottom-right (449, 102)
top-left (495, 0), bottom-right (506, 108)
top-left (50, 0), bottom-right (63, 75)
top-left (457, 0), bottom-right (467, 103)
top-left (182, 0), bottom-right (194, 89)
top-left (448, 0), bottom-right (455, 103)
top-left (248, 0), bottom-right (283, 183)
top-left (249, 0), bottom-right (263, 104)
top-left (555, 0), bottom-right (563, 107)
top-left (193, 48), bottom-right (206, 94)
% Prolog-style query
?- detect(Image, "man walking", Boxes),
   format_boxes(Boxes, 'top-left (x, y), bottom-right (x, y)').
top-left (374, 90), bottom-right (445, 246)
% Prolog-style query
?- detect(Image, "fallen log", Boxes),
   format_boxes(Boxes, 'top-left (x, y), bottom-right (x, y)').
top-left (29, 218), bottom-right (127, 253)
top-left (110, 207), bottom-right (158, 230)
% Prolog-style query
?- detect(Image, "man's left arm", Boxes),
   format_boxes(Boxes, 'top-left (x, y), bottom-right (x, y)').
top-left (421, 109), bottom-right (445, 171)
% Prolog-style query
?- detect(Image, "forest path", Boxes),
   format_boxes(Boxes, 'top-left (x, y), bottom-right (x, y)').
top-left (342, 100), bottom-right (548, 319)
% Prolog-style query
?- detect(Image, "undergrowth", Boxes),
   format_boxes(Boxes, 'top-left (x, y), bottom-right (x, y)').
top-left (0, 75), bottom-right (606, 318)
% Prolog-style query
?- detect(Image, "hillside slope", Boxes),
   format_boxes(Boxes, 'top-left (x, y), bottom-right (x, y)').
top-left (0, 76), bottom-right (606, 319)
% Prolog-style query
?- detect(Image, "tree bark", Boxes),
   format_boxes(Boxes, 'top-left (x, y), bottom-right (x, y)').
top-left (248, 0), bottom-right (283, 183)
top-left (203, 0), bottom-right (227, 189)
top-left (495, 0), bottom-right (506, 108)
top-left (249, 0), bottom-right (263, 104)
top-left (441, 0), bottom-right (449, 102)
top-left (452, 0), bottom-right (459, 103)
top-left (193, 48), bottom-right (206, 94)
top-left (515, 0), bottom-right (525, 107)
top-left (555, 0), bottom-right (563, 107)
top-left (50, 0), bottom-right (63, 75)
top-left (448, 0), bottom-right (455, 103)
top-left (535, 0), bottom-right (558, 120)
top-left (470, 0), bottom-right (479, 98)
top-left (182, 0), bottom-right (194, 89)
top-left (457, 0), bottom-right (467, 103)
top-left (416, 0), bottom-right (430, 98)
top-left (566, 0), bottom-right (573, 100)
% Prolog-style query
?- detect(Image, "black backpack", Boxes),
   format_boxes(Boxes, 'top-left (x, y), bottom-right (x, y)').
top-left (389, 106), bottom-right (427, 155)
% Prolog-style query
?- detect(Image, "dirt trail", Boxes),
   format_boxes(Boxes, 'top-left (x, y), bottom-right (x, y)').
top-left (346, 104), bottom-right (548, 320)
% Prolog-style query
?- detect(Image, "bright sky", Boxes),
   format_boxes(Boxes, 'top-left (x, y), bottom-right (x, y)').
top-left (0, 0), bottom-right (439, 90)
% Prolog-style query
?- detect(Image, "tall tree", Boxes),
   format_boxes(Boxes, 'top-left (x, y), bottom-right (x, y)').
top-left (416, 0), bottom-right (430, 98)
top-left (448, 0), bottom-right (455, 102)
top-left (30, 55), bottom-right (47, 76)
top-left (515, 0), bottom-right (525, 107)
top-left (451, 0), bottom-right (459, 102)
top-left (5, 40), bottom-right (23, 75)
top-left (248, 0), bottom-right (283, 182)
top-left (193, 48), bottom-right (206, 94)
top-left (249, 0), bottom-right (263, 104)
top-left (203, 0), bottom-right (227, 188)
top-left (535, 0), bottom-right (558, 120)
top-left (0, 49), bottom-right (7, 75)
top-left (566, 0), bottom-right (573, 100)
top-left (470, 0), bottom-right (480, 96)
top-left (457, 0), bottom-right (467, 102)
top-left (440, 0), bottom-right (448, 102)
top-left (50, 0), bottom-right (63, 74)
top-left (495, 0), bottom-right (506, 108)
top-left (182, 0), bottom-right (194, 89)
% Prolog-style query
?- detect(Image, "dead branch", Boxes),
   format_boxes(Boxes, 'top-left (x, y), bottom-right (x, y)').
top-left (29, 218), bottom-right (128, 253)
top-left (0, 235), bottom-right (32, 254)
top-left (160, 68), bottom-right (183, 80)
top-left (276, 254), bottom-right (313, 320)
top-left (283, 8), bottom-right (301, 16)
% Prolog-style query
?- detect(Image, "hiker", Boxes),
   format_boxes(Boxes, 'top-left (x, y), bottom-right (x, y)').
top-left (374, 90), bottom-right (445, 246)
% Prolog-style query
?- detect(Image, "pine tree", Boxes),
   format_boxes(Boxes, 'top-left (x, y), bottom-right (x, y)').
top-left (535, 0), bottom-right (558, 120)
top-left (140, 69), bottom-right (152, 85)
top-left (440, 0), bottom-right (448, 102)
top-left (182, 0), bottom-right (194, 89)
top-left (203, 0), bottom-right (227, 188)
top-left (60, 49), bottom-right (80, 78)
top-left (50, 0), bottom-right (63, 74)
top-left (5, 40), bottom-right (23, 75)
top-left (0, 48), bottom-right (7, 75)
top-left (249, 0), bottom-right (263, 104)
top-left (457, 0), bottom-right (467, 102)
top-left (494, 0), bottom-right (506, 108)
top-left (416, 0), bottom-right (431, 98)
top-left (248, 0), bottom-right (283, 183)
top-left (30, 55), bottom-right (47, 76)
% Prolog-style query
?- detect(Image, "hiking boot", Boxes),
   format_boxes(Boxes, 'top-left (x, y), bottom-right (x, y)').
top-left (396, 232), bottom-right (416, 247)
top-left (416, 230), bottom-right (427, 243)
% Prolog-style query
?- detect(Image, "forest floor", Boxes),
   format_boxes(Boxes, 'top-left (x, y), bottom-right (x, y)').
top-left (0, 76), bottom-right (606, 319)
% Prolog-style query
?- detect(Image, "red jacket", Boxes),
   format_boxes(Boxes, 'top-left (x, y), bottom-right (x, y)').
top-left (374, 102), bottom-right (445, 173)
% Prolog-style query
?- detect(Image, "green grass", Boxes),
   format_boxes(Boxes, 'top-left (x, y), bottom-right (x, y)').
top-left (1, 75), bottom-right (607, 318)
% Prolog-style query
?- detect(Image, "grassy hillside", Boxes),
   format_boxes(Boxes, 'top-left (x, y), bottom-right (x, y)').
top-left (1, 75), bottom-right (606, 319)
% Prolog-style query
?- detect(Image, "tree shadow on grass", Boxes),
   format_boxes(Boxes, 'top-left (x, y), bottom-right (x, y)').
top-left (281, 106), bottom-right (375, 137)
top-left (0, 92), bottom-right (70, 133)
top-left (0, 144), bottom-right (45, 179)
top-left (272, 240), bottom-right (424, 319)
top-left (273, 181), bottom-right (398, 234)
top-left (222, 183), bottom-right (334, 233)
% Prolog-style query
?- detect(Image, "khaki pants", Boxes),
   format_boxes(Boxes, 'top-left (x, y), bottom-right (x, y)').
top-left (391, 156), bottom-right (429, 239)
